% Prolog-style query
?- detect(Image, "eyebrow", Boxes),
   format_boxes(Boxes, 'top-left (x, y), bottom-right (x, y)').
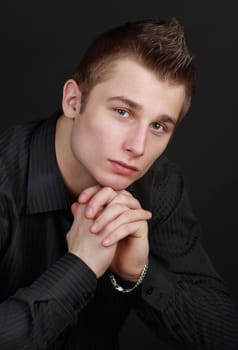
top-left (107, 96), bottom-right (143, 111)
top-left (160, 115), bottom-right (177, 127)
top-left (107, 95), bottom-right (178, 127)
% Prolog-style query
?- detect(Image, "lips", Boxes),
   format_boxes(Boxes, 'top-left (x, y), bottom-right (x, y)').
top-left (109, 160), bottom-right (139, 175)
top-left (112, 160), bottom-right (138, 171)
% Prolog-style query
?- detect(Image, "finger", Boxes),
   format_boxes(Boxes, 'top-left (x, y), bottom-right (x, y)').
top-left (100, 208), bottom-right (151, 244)
top-left (102, 220), bottom-right (148, 247)
top-left (90, 203), bottom-right (129, 233)
top-left (86, 188), bottom-right (141, 219)
top-left (77, 185), bottom-right (102, 203)
top-left (118, 189), bottom-right (133, 198)
top-left (71, 202), bottom-right (80, 216)
top-left (85, 187), bottom-right (117, 218)
top-left (109, 192), bottom-right (141, 209)
top-left (68, 203), bottom-right (84, 232)
top-left (91, 200), bottom-right (151, 233)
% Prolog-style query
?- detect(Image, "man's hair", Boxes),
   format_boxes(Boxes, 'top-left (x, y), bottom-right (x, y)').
top-left (72, 18), bottom-right (195, 118)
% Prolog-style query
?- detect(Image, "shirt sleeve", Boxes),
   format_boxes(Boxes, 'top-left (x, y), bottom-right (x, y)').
top-left (0, 251), bottom-right (97, 349)
top-left (132, 161), bottom-right (238, 349)
top-left (0, 186), bottom-right (97, 349)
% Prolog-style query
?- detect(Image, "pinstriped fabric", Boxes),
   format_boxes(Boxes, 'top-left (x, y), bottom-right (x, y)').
top-left (0, 112), bottom-right (237, 349)
top-left (0, 113), bottom-right (99, 349)
top-left (26, 116), bottom-right (73, 214)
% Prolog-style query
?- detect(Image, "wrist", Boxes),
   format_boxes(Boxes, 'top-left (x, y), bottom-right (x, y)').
top-left (115, 271), bottom-right (142, 283)
top-left (111, 260), bottom-right (148, 282)
top-left (109, 261), bottom-right (148, 293)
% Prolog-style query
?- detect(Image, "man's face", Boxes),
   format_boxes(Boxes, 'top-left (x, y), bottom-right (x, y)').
top-left (70, 59), bottom-right (186, 191)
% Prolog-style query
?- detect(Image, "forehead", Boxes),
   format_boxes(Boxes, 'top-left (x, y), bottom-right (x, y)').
top-left (90, 58), bottom-right (186, 119)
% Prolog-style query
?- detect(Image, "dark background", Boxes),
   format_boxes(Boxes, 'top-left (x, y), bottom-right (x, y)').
top-left (0, 1), bottom-right (237, 349)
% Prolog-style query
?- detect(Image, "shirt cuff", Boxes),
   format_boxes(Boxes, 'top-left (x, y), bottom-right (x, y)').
top-left (140, 254), bottom-right (175, 310)
top-left (25, 252), bottom-right (97, 313)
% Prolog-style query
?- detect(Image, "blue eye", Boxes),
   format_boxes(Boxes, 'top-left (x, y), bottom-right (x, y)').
top-left (116, 109), bottom-right (128, 117)
top-left (152, 122), bottom-right (163, 132)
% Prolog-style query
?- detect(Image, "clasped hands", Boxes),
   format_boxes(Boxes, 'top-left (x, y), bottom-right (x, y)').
top-left (67, 185), bottom-right (152, 281)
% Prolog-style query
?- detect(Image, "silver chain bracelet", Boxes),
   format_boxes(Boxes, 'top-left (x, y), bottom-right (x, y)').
top-left (109, 262), bottom-right (148, 293)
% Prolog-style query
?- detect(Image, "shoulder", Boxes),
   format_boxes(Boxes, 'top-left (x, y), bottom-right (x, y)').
top-left (0, 118), bottom-right (46, 210)
top-left (0, 118), bottom-right (42, 161)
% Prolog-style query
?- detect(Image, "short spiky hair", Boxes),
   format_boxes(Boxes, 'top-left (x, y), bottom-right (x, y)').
top-left (72, 18), bottom-right (195, 118)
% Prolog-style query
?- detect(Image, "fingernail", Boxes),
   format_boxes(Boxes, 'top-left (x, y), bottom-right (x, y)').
top-left (79, 193), bottom-right (87, 202)
top-left (103, 238), bottom-right (111, 246)
top-left (91, 222), bottom-right (99, 232)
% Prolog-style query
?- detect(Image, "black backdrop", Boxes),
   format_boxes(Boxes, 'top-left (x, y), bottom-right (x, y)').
top-left (0, 1), bottom-right (237, 349)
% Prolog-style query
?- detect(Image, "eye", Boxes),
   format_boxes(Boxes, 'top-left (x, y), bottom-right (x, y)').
top-left (151, 122), bottom-right (164, 132)
top-left (116, 109), bottom-right (129, 117)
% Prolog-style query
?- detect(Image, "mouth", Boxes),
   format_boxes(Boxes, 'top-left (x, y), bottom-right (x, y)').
top-left (109, 160), bottom-right (139, 175)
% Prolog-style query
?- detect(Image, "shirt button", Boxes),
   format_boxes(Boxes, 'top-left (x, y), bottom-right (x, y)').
top-left (59, 332), bottom-right (66, 339)
top-left (83, 291), bottom-right (92, 300)
top-left (146, 286), bottom-right (154, 295)
top-left (172, 323), bottom-right (181, 332)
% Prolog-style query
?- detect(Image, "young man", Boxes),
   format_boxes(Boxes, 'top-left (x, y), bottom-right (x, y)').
top-left (0, 18), bottom-right (237, 349)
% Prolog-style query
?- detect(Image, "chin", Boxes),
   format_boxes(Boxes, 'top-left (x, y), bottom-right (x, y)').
top-left (95, 175), bottom-right (134, 191)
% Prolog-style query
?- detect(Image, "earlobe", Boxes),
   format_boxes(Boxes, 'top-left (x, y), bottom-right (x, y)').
top-left (62, 79), bottom-right (82, 119)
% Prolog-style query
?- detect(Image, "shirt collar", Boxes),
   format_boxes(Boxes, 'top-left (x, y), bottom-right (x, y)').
top-left (26, 111), bottom-right (74, 214)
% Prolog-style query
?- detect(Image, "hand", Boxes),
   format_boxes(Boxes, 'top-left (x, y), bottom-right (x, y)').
top-left (67, 202), bottom-right (117, 278)
top-left (78, 186), bottom-right (152, 281)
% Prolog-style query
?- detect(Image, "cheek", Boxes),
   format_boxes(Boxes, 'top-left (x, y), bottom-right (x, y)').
top-left (145, 138), bottom-right (170, 165)
top-left (72, 118), bottom-right (114, 157)
top-left (89, 118), bottom-right (122, 147)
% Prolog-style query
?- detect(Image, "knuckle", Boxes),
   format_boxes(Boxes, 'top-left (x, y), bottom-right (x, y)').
top-left (134, 198), bottom-right (141, 207)
top-left (114, 192), bottom-right (125, 202)
top-left (80, 188), bottom-right (89, 196)
top-left (95, 216), bottom-right (105, 227)
top-left (90, 184), bottom-right (101, 192)
top-left (104, 186), bottom-right (116, 196)
top-left (140, 208), bottom-right (149, 217)
top-left (121, 189), bottom-right (133, 198)
top-left (123, 209), bottom-right (133, 219)
top-left (115, 203), bottom-right (127, 211)
top-left (122, 223), bottom-right (132, 234)
top-left (113, 193), bottom-right (131, 206)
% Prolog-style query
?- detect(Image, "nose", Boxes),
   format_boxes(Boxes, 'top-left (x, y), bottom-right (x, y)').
top-left (123, 125), bottom-right (147, 157)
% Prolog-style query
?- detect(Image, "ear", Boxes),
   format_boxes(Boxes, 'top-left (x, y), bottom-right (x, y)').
top-left (62, 79), bottom-right (82, 119)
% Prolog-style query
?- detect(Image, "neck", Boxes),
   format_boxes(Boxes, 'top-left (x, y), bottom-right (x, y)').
top-left (55, 115), bottom-right (97, 196)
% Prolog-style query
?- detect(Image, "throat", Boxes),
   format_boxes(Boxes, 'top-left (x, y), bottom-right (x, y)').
top-left (55, 115), bottom-right (97, 196)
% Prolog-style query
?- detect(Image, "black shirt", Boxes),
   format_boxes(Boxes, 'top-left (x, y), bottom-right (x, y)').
top-left (0, 112), bottom-right (237, 349)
